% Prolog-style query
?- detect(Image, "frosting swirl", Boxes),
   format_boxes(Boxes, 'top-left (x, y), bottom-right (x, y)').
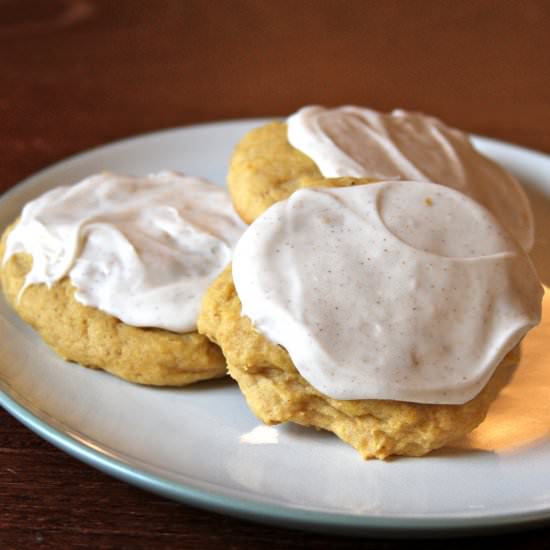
top-left (232, 181), bottom-right (542, 404)
top-left (287, 105), bottom-right (534, 251)
top-left (3, 171), bottom-right (246, 333)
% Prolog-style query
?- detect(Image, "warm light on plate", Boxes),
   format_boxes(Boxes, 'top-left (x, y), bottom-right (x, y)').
top-left (458, 286), bottom-right (550, 452)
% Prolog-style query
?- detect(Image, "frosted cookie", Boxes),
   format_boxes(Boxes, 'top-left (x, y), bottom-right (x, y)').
top-left (228, 106), bottom-right (534, 251)
top-left (198, 181), bottom-right (542, 458)
top-left (1, 172), bottom-right (246, 385)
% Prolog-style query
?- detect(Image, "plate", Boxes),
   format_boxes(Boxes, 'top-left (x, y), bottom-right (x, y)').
top-left (1, 119), bottom-right (550, 538)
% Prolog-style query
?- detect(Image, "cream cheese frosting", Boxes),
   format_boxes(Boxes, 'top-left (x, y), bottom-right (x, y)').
top-left (287, 105), bottom-right (535, 251)
top-left (3, 171), bottom-right (246, 333)
top-left (232, 181), bottom-right (542, 404)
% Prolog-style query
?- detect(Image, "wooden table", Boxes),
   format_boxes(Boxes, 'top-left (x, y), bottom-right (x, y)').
top-left (1, 1), bottom-right (550, 547)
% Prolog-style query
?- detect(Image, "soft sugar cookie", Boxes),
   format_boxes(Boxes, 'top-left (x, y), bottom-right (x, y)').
top-left (1, 172), bottom-right (246, 385)
top-left (198, 182), bottom-right (542, 458)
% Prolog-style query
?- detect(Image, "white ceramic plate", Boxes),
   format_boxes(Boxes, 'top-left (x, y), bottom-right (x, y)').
top-left (1, 120), bottom-right (550, 538)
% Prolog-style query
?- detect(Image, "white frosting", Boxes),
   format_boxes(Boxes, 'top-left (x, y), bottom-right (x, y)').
top-left (287, 105), bottom-right (534, 251)
top-left (232, 182), bottom-right (542, 404)
top-left (3, 171), bottom-right (246, 333)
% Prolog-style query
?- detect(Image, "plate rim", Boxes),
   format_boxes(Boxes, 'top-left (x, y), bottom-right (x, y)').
top-left (3, 383), bottom-right (550, 538)
top-left (1, 119), bottom-right (550, 538)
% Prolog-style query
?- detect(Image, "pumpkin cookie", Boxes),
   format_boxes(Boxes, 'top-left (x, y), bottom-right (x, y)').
top-left (1, 172), bottom-right (246, 385)
top-left (198, 182), bottom-right (542, 458)
top-left (228, 106), bottom-right (534, 251)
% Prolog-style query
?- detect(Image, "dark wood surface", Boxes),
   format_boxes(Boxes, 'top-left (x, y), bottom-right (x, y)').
top-left (1, 1), bottom-right (550, 547)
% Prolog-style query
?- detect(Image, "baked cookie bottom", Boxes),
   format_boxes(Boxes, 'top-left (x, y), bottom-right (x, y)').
top-left (0, 225), bottom-right (226, 386)
top-left (227, 121), bottom-right (376, 223)
top-left (198, 265), bottom-right (518, 459)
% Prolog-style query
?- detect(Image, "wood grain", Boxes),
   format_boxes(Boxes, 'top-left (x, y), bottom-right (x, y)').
top-left (1, 0), bottom-right (550, 547)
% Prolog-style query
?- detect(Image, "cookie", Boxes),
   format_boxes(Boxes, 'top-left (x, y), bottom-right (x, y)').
top-left (228, 107), bottom-right (534, 252)
top-left (1, 172), bottom-right (246, 385)
top-left (198, 181), bottom-right (542, 459)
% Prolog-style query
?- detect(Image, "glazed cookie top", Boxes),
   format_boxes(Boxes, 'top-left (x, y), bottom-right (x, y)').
top-left (232, 181), bottom-right (542, 404)
top-left (3, 171), bottom-right (246, 333)
top-left (287, 105), bottom-right (534, 251)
